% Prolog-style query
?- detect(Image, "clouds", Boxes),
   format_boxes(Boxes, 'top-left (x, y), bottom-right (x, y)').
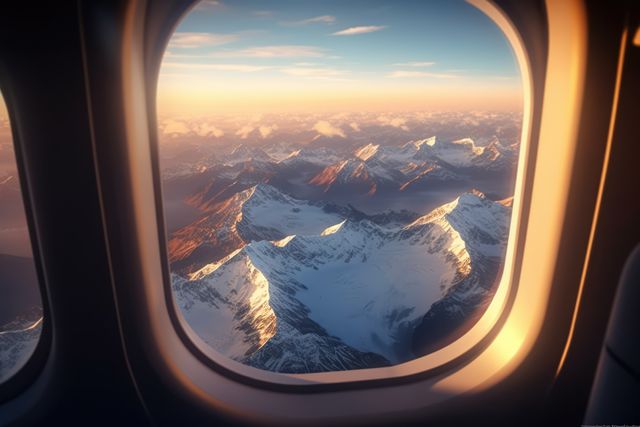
top-left (195, 0), bottom-right (222, 9)
top-left (331, 26), bottom-right (386, 36)
top-left (213, 45), bottom-right (327, 58)
top-left (162, 61), bottom-right (348, 80)
top-left (235, 125), bottom-right (255, 139)
top-left (169, 32), bottom-right (239, 49)
top-left (192, 0), bottom-right (225, 11)
top-left (387, 71), bottom-right (459, 79)
top-left (161, 118), bottom-right (224, 138)
top-left (284, 15), bottom-right (336, 26)
top-left (258, 124), bottom-right (278, 138)
top-left (158, 0), bottom-right (522, 116)
top-left (234, 124), bottom-right (279, 139)
top-left (280, 67), bottom-right (344, 79)
top-left (388, 60), bottom-right (458, 79)
top-left (377, 115), bottom-right (409, 131)
top-left (162, 119), bottom-right (190, 135)
top-left (393, 61), bottom-right (436, 67)
top-left (196, 123), bottom-right (225, 137)
top-left (313, 121), bottom-right (345, 138)
top-left (162, 62), bottom-right (270, 72)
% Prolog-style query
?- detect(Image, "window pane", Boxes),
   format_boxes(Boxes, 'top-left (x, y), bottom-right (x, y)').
top-left (159, 0), bottom-right (523, 374)
top-left (0, 92), bottom-right (42, 383)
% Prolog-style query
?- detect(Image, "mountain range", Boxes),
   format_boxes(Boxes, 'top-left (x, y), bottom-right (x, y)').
top-left (172, 184), bottom-right (511, 373)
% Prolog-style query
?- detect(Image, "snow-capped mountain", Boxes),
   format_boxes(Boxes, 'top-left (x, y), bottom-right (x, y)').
top-left (173, 190), bottom-right (511, 372)
top-left (308, 158), bottom-right (401, 196)
top-left (426, 137), bottom-right (517, 172)
top-left (168, 184), bottom-right (348, 274)
top-left (355, 135), bottom-right (517, 176)
top-left (412, 193), bottom-right (513, 354)
top-left (224, 145), bottom-right (275, 166)
top-left (280, 147), bottom-right (341, 167)
top-left (309, 137), bottom-right (466, 195)
top-left (355, 137), bottom-right (434, 166)
top-left (159, 113), bottom-right (522, 374)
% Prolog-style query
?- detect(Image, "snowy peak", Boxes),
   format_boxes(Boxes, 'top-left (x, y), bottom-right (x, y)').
top-left (225, 145), bottom-right (274, 166)
top-left (239, 184), bottom-right (345, 238)
top-left (354, 143), bottom-right (380, 161)
top-left (173, 252), bottom-right (277, 360)
top-left (169, 184), bottom-right (347, 274)
top-left (281, 147), bottom-right (340, 166)
top-left (407, 190), bottom-right (510, 255)
top-left (427, 137), bottom-right (484, 168)
top-left (321, 220), bottom-right (346, 236)
top-left (424, 136), bottom-right (516, 171)
top-left (410, 136), bottom-right (437, 149)
top-left (309, 159), bottom-right (379, 195)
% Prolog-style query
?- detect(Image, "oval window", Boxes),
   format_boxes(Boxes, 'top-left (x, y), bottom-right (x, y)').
top-left (157, 0), bottom-right (523, 374)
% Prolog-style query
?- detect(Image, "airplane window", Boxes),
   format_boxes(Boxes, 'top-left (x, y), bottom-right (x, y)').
top-left (158, 0), bottom-right (523, 374)
top-left (0, 91), bottom-right (42, 383)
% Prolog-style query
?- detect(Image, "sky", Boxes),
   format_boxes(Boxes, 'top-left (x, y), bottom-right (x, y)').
top-left (158, 0), bottom-right (523, 116)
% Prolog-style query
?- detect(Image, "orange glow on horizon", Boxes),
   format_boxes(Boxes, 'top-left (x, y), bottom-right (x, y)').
top-left (157, 80), bottom-right (523, 116)
top-left (157, 51), bottom-right (523, 116)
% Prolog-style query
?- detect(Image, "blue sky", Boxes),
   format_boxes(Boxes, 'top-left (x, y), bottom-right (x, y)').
top-left (159, 0), bottom-right (522, 115)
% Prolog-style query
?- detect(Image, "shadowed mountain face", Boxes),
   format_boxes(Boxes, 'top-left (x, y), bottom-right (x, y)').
top-left (161, 113), bottom-right (521, 374)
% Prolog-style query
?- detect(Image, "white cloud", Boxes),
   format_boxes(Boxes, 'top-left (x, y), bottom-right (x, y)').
top-left (213, 45), bottom-right (327, 58)
top-left (313, 121), bottom-right (345, 138)
top-left (387, 70), bottom-right (458, 79)
top-left (253, 10), bottom-right (273, 17)
top-left (235, 125), bottom-right (255, 139)
top-left (169, 32), bottom-right (238, 49)
top-left (162, 119), bottom-right (190, 135)
top-left (162, 62), bottom-right (271, 72)
top-left (162, 62), bottom-right (271, 73)
top-left (195, 0), bottom-right (222, 9)
top-left (284, 15), bottom-right (336, 26)
top-left (160, 119), bottom-right (224, 138)
top-left (349, 122), bottom-right (361, 132)
top-left (377, 115), bottom-right (409, 131)
top-left (392, 61), bottom-right (436, 67)
top-left (259, 124), bottom-right (278, 138)
top-left (195, 123), bottom-right (224, 138)
top-left (279, 67), bottom-right (345, 79)
top-left (331, 26), bottom-right (386, 36)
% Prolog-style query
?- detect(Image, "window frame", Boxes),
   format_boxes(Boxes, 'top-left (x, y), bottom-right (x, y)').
top-left (16, 0), bottom-right (598, 423)
top-left (112, 1), bottom-right (599, 421)
top-left (0, 0), bottom-right (629, 424)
